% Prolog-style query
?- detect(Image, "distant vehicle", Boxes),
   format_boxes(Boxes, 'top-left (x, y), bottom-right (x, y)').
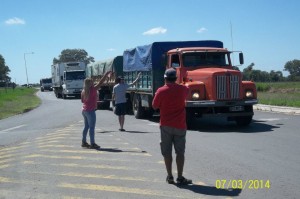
top-left (51, 62), bottom-right (86, 99)
top-left (40, 78), bottom-right (53, 92)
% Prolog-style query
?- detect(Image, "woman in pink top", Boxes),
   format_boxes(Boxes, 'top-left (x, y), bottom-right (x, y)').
top-left (81, 71), bottom-right (111, 149)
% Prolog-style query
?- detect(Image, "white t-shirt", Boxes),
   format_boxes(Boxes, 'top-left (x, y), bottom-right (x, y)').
top-left (113, 83), bottom-right (130, 104)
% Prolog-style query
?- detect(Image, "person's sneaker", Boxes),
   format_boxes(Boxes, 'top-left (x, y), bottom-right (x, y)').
top-left (90, 143), bottom-right (100, 149)
top-left (81, 142), bottom-right (90, 148)
top-left (119, 128), bottom-right (126, 131)
top-left (176, 176), bottom-right (192, 185)
top-left (166, 175), bottom-right (175, 184)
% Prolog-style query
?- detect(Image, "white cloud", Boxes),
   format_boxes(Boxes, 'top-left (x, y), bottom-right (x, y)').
top-left (197, 27), bottom-right (207, 33)
top-left (107, 48), bottom-right (116, 51)
top-left (5, 17), bottom-right (26, 25)
top-left (143, 27), bottom-right (167, 35)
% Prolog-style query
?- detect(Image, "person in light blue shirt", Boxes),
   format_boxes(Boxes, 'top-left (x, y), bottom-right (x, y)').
top-left (112, 73), bottom-right (141, 131)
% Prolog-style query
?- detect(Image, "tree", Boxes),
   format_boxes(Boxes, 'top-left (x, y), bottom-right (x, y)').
top-left (284, 59), bottom-right (300, 81)
top-left (53, 49), bottom-right (95, 65)
top-left (0, 54), bottom-right (11, 83)
top-left (270, 70), bottom-right (283, 82)
top-left (242, 62), bottom-right (255, 80)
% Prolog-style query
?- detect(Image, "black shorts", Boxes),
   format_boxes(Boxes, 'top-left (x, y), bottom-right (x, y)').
top-left (115, 103), bottom-right (126, 116)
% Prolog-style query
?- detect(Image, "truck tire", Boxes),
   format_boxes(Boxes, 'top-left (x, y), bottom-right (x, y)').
top-left (133, 94), bottom-right (145, 119)
top-left (235, 116), bottom-right (252, 126)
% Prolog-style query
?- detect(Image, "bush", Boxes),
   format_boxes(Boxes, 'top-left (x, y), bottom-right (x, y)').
top-left (256, 83), bottom-right (271, 92)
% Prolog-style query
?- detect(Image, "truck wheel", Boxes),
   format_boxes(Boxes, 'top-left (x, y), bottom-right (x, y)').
top-left (133, 94), bottom-right (145, 119)
top-left (235, 116), bottom-right (252, 126)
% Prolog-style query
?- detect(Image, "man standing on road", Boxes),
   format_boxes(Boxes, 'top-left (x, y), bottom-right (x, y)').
top-left (112, 73), bottom-right (141, 131)
top-left (152, 68), bottom-right (192, 185)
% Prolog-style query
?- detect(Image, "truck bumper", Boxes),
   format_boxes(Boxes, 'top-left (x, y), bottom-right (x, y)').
top-left (185, 99), bottom-right (257, 118)
top-left (186, 99), bottom-right (258, 107)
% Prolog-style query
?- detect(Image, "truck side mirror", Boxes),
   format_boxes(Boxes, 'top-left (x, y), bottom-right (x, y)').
top-left (239, 53), bottom-right (244, 65)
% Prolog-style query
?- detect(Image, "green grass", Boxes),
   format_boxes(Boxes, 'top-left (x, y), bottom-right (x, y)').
top-left (256, 82), bottom-right (300, 107)
top-left (0, 87), bottom-right (41, 119)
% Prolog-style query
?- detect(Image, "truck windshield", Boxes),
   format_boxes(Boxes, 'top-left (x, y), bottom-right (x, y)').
top-left (41, 79), bottom-right (52, 83)
top-left (66, 71), bottom-right (85, 80)
top-left (183, 52), bottom-right (229, 67)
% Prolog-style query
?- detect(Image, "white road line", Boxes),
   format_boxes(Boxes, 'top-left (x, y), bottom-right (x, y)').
top-left (0, 125), bottom-right (27, 134)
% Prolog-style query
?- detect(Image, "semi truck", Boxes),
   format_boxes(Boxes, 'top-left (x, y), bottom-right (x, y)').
top-left (86, 56), bottom-right (123, 109)
top-left (40, 77), bottom-right (53, 91)
top-left (122, 40), bottom-right (258, 126)
top-left (51, 61), bottom-right (86, 99)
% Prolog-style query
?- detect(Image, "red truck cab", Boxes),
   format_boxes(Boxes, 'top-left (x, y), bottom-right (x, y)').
top-left (167, 47), bottom-right (258, 126)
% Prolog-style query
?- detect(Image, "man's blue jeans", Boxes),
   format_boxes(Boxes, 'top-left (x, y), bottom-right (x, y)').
top-left (82, 110), bottom-right (96, 144)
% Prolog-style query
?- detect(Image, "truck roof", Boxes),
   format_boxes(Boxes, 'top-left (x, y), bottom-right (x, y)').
top-left (86, 56), bottom-right (123, 77)
top-left (123, 40), bottom-right (223, 72)
top-left (168, 47), bottom-right (229, 53)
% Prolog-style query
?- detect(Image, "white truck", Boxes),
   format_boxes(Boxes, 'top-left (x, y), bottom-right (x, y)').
top-left (51, 62), bottom-right (86, 99)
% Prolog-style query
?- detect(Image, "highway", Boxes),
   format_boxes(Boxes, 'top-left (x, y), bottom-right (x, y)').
top-left (0, 91), bottom-right (299, 198)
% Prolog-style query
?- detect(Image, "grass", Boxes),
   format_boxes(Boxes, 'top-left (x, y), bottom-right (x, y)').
top-left (0, 87), bottom-right (41, 119)
top-left (256, 82), bottom-right (300, 107)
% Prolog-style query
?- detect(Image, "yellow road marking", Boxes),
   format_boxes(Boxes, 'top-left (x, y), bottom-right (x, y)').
top-left (0, 158), bottom-right (15, 164)
top-left (0, 164), bottom-right (10, 169)
top-left (37, 144), bottom-right (74, 148)
top-left (24, 154), bottom-right (84, 160)
top-left (0, 154), bottom-right (17, 160)
top-left (58, 182), bottom-right (190, 198)
top-left (23, 161), bottom-right (160, 172)
top-left (38, 149), bottom-right (151, 156)
top-left (0, 145), bottom-right (26, 152)
top-left (23, 154), bottom-right (156, 164)
top-left (20, 170), bottom-right (159, 182)
top-left (0, 176), bottom-right (47, 186)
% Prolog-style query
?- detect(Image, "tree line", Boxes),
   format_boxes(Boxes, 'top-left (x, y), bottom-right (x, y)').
top-left (1, 50), bottom-right (300, 86)
top-left (238, 60), bottom-right (300, 82)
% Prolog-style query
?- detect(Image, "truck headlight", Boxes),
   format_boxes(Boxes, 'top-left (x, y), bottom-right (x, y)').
top-left (246, 90), bottom-right (253, 98)
top-left (192, 92), bottom-right (200, 100)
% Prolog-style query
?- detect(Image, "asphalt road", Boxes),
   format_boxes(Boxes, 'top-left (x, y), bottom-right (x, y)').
top-left (0, 91), bottom-right (299, 199)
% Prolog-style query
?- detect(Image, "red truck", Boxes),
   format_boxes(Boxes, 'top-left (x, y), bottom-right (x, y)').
top-left (122, 40), bottom-right (258, 126)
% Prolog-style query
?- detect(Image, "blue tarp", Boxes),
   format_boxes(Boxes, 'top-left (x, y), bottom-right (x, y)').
top-left (123, 40), bottom-right (223, 72)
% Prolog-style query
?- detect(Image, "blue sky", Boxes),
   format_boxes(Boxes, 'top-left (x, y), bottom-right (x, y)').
top-left (1, 0), bottom-right (299, 84)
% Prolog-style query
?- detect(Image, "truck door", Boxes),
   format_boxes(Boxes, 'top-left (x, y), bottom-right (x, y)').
top-left (170, 54), bottom-right (182, 84)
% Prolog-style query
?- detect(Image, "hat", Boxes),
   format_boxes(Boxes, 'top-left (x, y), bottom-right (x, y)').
top-left (164, 68), bottom-right (177, 79)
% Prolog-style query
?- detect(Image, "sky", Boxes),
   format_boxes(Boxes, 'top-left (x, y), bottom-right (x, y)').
top-left (1, 0), bottom-right (300, 85)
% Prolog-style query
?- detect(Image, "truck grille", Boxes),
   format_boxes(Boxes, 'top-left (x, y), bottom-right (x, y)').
top-left (216, 75), bottom-right (240, 100)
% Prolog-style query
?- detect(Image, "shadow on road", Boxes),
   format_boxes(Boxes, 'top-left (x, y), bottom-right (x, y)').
top-left (188, 118), bottom-right (280, 133)
top-left (91, 147), bottom-right (148, 154)
top-left (175, 184), bottom-right (242, 197)
top-left (149, 116), bottom-right (280, 133)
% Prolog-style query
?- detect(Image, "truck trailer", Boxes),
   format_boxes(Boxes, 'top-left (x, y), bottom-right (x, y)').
top-left (86, 56), bottom-right (123, 109)
top-left (122, 40), bottom-right (258, 126)
top-left (51, 62), bottom-right (86, 99)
